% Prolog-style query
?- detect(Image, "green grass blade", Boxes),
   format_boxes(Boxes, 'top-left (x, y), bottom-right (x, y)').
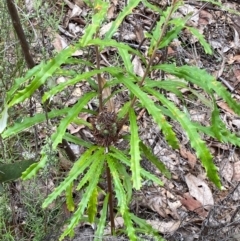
top-left (87, 187), bottom-right (98, 223)
top-left (51, 92), bottom-right (96, 149)
top-left (8, 46), bottom-right (76, 107)
top-left (145, 87), bottom-right (221, 188)
top-left (94, 194), bottom-right (109, 241)
top-left (129, 108), bottom-right (141, 190)
top-left (60, 153), bottom-right (105, 240)
top-left (104, 0), bottom-right (141, 40)
top-left (118, 74), bottom-right (179, 149)
top-left (107, 155), bottom-right (127, 214)
top-left (139, 141), bottom-right (171, 179)
top-left (42, 146), bottom-right (98, 208)
top-left (2, 107), bottom-right (71, 139)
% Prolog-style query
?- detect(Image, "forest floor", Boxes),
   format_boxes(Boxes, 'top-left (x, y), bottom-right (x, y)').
top-left (1, 0), bottom-right (240, 241)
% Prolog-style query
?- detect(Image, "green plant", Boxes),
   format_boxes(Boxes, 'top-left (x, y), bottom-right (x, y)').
top-left (2, 0), bottom-right (240, 240)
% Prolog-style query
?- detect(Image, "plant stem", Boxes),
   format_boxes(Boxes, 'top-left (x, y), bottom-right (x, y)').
top-left (7, 0), bottom-right (77, 162)
top-left (95, 45), bottom-right (104, 112)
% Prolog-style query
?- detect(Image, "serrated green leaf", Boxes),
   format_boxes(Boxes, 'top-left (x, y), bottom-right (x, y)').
top-left (123, 209), bottom-right (137, 241)
top-left (66, 182), bottom-right (75, 212)
top-left (87, 187), bottom-right (98, 223)
top-left (6, 62), bottom-right (45, 102)
top-left (118, 74), bottom-right (179, 149)
top-left (109, 147), bottom-right (163, 186)
top-left (107, 155), bottom-right (127, 214)
top-left (76, 148), bottom-right (105, 190)
top-left (60, 153), bottom-right (105, 240)
top-left (139, 141), bottom-right (171, 179)
top-left (130, 214), bottom-right (164, 240)
top-left (159, 25), bottom-right (184, 49)
top-left (156, 64), bottom-right (240, 116)
top-left (42, 146), bottom-right (98, 208)
top-left (8, 46), bottom-right (76, 107)
top-left (87, 39), bottom-right (146, 65)
top-left (187, 26), bottom-right (212, 54)
top-left (42, 67), bottom-right (121, 102)
top-left (104, 0), bottom-right (141, 40)
top-left (145, 87), bottom-right (221, 188)
top-left (51, 92), bottom-right (96, 149)
top-left (21, 154), bottom-right (47, 180)
top-left (116, 161), bottom-right (132, 204)
top-left (2, 107), bottom-right (71, 139)
top-left (129, 108), bottom-right (141, 190)
top-left (94, 194), bottom-right (109, 241)
top-left (80, 0), bottom-right (109, 46)
top-left (118, 48), bottom-right (133, 73)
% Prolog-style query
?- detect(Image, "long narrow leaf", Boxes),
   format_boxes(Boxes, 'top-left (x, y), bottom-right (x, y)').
top-left (104, 0), bottom-right (141, 40)
top-left (60, 153), bottom-right (105, 240)
top-left (118, 74), bottom-right (179, 149)
top-left (145, 87), bottom-right (221, 188)
top-left (109, 147), bottom-right (163, 186)
top-left (51, 92), bottom-right (96, 149)
top-left (139, 141), bottom-right (171, 179)
top-left (80, 0), bottom-right (109, 46)
top-left (42, 146), bottom-right (99, 208)
top-left (2, 107), bottom-right (71, 139)
top-left (8, 46), bottom-right (77, 107)
top-left (87, 187), bottom-right (98, 223)
top-left (156, 64), bottom-right (240, 116)
top-left (107, 155), bottom-right (127, 214)
top-left (94, 194), bottom-right (109, 241)
top-left (129, 108), bottom-right (141, 189)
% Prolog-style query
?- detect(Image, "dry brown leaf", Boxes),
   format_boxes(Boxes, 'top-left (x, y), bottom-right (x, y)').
top-left (185, 173), bottom-right (214, 210)
top-left (198, 10), bottom-right (214, 26)
top-left (132, 56), bottom-right (144, 77)
top-left (52, 33), bottom-right (68, 52)
top-left (220, 160), bottom-right (233, 182)
top-left (180, 193), bottom-right (208, 217)
top-left (228, 55), bottom-right (240, 64)
top-left (73, 0), bottom-right (85, 7)
top-left (99, 76), bottom-right (115, 112)
top-left (107, 4), bottom-right (115, 19)
top-left (146, 220), bottom-right (181, 234)
top-left (217, 101), bottom-right (236, 116)
top-left (100, 22), bottom-right (113, 37)
top-left (179, 146), bottom-right (197, 169)
top-left (69, 4), bottom-right (82, 19)
top-left (233, 161), bottom-right (240, 181)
